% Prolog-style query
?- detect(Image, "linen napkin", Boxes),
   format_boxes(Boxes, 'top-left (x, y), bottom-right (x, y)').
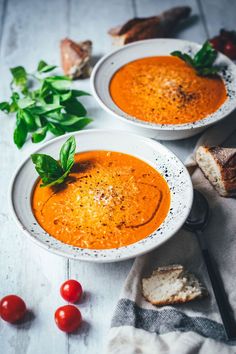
top-left (107, 112), bottom-right (236, 354)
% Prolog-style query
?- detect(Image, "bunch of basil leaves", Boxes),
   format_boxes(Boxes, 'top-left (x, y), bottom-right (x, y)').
top-left (0, 61), bottom-right (92, 148)
top-left (171, 41), bottom-right (221, 76)
top-left (31, 135), bottom-right (76, 187)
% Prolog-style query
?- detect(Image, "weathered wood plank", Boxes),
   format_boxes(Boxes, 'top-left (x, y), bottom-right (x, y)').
top-left (1, 0), bottom-right (233, 353)
top-left (0, 0), bottom-right (69, 353)
top-left (68, 1), bottom-right (135, 353)
top-left (68, 260), bottom-right (133, 354)
top-left (69, 0), bottom-right (134, 55)
top-left (0, 0), bottom-right (7, 50)
top-left (67, 0), bottom-right (136, 133)
top-left (200, 0), bottom-right (236, 36)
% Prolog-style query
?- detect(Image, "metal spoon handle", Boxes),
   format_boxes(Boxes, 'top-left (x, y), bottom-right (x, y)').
top-left (201, 247), bottom-right (236, 340)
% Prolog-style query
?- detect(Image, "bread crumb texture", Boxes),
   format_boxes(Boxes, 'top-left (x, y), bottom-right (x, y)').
top-left (142, 264), bottom-right (207, 306)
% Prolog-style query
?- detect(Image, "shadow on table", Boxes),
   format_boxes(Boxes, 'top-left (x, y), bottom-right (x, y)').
top-left (91, 55), bottom-right (102, 68)
top-left (174, 14), bottom-right (200, 37)
top-left (69, 319), bottom-right (90, 337)
top-left (7, 310), bottom-right (36, 330)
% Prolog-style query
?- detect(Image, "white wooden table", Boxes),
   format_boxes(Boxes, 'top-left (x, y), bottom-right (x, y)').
top-left (0, 0), bottom-right (234, 352)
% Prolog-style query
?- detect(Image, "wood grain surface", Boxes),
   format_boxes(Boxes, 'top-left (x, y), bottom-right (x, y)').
top-left (0, 0), bottom-right (235, 353)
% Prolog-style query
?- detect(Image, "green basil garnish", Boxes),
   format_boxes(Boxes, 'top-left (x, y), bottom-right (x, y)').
top-left (171, 41), bottom-right (221, 76)
top-left (31, 136), bottom-right (76, 187)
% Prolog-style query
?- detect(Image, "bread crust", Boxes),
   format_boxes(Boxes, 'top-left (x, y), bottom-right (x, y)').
top-left (108, 7), bottom-right (191, 45)
top-left (196, 146), bottom-right (236, 197)
top-left (60, 38), bottom-right (92, 79)
top-left (142, 265), bottom-right (207, 307)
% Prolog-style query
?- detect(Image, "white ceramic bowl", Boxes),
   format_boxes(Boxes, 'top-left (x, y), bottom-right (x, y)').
top-left (9, 130), bottom-right (193, 262)
top-left (91, 39), bottom-right (236, 140)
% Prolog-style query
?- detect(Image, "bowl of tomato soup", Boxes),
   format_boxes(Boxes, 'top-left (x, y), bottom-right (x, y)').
top-left (10, 130), bottom-right (193, 262)
top-left (91, 39), bottom-right (236, 140)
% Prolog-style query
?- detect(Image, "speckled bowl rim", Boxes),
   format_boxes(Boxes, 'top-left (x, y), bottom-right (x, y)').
top-left (9, 130), bottom-right (193, 262)
top-left (91, 38), bottom-right (236, 132)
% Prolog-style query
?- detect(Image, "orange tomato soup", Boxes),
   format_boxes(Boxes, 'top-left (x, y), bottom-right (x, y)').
top-left (32, 151), bottom-right (170, 249)
top-left (109, 56), bottom-right (227, 124)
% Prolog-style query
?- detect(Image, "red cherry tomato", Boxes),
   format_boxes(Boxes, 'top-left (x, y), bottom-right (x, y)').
top-left (0, 295), bottom-right (26, 323)
top-left (209, 36), bottom-right (224, 52)
top-left (60, 280), bottom-right (83, 303)
top-left (55, 305), bottom-right (82, 333)
top-left (223, 41), bottom-right (236, 60)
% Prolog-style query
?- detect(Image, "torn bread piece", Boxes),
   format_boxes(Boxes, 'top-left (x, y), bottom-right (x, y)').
top-left (196, 146), bottom-right (236, 197)
top-left (142, 265), bottom-right (207, 306)
top-left (60, 38), bottom-right (92, 79)
top-left (108, 6), bottom-right (191, 45)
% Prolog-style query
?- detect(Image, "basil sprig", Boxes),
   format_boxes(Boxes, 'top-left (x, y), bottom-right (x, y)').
top-left (31, 136), bottom-right (76, 187)
top-left (0, 61), bottom-right (92, 148)
top-left (171, 41), bottom-right (221, 76)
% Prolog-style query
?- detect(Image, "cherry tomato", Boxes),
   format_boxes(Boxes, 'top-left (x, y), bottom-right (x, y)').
top-left (209, 36), bottom-right (224, 52)
top-left (60, 280), bottom-right (83, 303)
top-left (223, 41), bottom-right (236, 60)
top-left (55, 305), bottom-right (82, 333)
top-left (0, 295), bottom-right (26, 323)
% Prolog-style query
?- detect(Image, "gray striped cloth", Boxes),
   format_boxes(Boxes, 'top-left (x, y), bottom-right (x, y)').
top-left (107, 114), bottom-right (236, 354)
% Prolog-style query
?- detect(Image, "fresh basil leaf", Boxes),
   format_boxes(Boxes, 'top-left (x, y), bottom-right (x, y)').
top-left (52, 95), bottom-right (61, 106)
top-left (41, 102), bottom-right (63, 112)
top-left (46, 75), bottom-right (71, 81)
top-left (32, 125), bottom-right (48, 143)
top-left (57, 114), bottom-right (87, 126)
top-left (0, 102), bottom-right (10, 113)
top-left (40, 169), bottom-right (70, 188)
top-left (17, 97), bottom-right (35, 109)
top-left (50, 80), bottom-right (72, 91)
top-left (171, 51), bottom-right (194, 66)
top-left (197, 67), bottom-right (220, 76)
top-left (11, 92), bottom-right (20, 104)
top-left (45, 76), bottom-right (71, 91)
top-left (9, 103), bottom-right (18, 113)
top-left (39, 80), bottom-right (51, 98)
top-left (31, 89), bottom-right (40, 100)
top-left (21, 110), bottom-right (37, 132)
top-left (180, 53), bottom-right (194, 67)
top-left (59, 136), bottom-right (76, 171)
top-left (48, 122), bottom-right (65, 136)
top-left (35, 115), bottom-right (42, 128)
top-left (10, 66), bottom-right (27, 88)
top-left (31, 136), bottom-right (77, 187)
top-left (31, 154), bottom-right (64, 185)
top-left (37, 60), bottom-right (48, 72)
top-left (14, 112), bottom-right (28, 148)
top-left (194, 41), bottom-right (217, 68)
top-left (63, 98), bottom-right (87, 116)
top-left (171, 50), bottom-right (186, 60)
top-left (29, 102), bottom-right (62, 115)
top-left (171, 41), bottom-right (220, 77)
top-left (60, 91), bottom-right (72, 102)
top-left (71, 90), bottom-right (91, 97)
top-left (63, 118), bottom-right (92, 132)
top-left (9, 92), bottom-right (20, 112)
top-left (37, 60), bottom-right (57, 73)
top-left (45, 111), bottom-right (64, 121)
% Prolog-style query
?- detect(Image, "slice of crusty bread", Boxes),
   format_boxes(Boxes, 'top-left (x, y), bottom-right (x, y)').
top-left (108, 7), bottom-right (191, 45)
top-left (60, 38), bottom-right (92, 79)
top-left (142, 265), bottom-right (207, 306)
top-left (196, 146), bottom-right (236, 197)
